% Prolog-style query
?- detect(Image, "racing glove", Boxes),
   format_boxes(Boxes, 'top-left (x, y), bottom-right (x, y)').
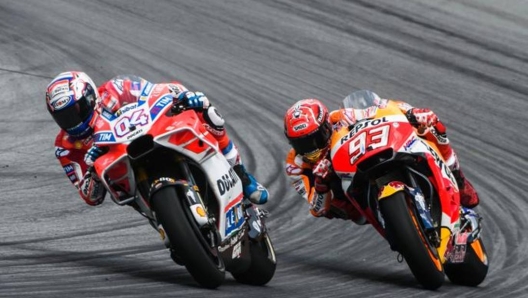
top-left (78, 168), bottom-right (106, 206)
top-left (313, 158), bottom-right (332, 194)
top-left (406, 108), bottom-right (439, 128)
top-left (310, 158), bottom-right (333, 217)
top-left (174, 91), bottom-right (210, 110)
top-left (84, 145), bottom-right (106, 167)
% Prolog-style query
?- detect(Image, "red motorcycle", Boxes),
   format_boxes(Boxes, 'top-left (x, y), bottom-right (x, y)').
top-left (330, 90), bottom-right (488, 289)
top-left (91, 82), bottom-right (276, 288)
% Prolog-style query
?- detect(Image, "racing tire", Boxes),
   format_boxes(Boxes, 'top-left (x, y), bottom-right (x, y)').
top-left (445, 238), bottom-right (489, 286)
top-left (152, 186), bottom-right (225, 289)
top-left (231, 233), bottom-right (277, 285)
top-left (380, 191), bottom-right (445, 290)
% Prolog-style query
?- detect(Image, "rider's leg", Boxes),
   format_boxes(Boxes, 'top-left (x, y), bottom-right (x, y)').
top-left (201, 106), bottom-right (269, 204)
top-left (419, 123), bottom-right (479, 208)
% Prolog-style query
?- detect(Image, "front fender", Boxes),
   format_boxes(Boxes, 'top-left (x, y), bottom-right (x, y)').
top-left (378, 181), bottom-right (407, 200)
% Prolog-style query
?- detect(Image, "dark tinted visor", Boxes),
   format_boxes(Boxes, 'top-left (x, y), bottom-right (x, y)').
top-left (290, 126), bottom-right (330, 155)
top-left (51, 98), bottom-right (92, 131)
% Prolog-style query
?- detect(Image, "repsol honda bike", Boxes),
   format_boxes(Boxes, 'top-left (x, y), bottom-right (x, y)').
top-left (330, 90), bottom-right (488, 289)
top-left (91, 82), bottom-right (276, 288)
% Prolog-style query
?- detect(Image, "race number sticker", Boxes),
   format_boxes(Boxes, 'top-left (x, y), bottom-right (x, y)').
top-left (349, 125), bottom-right (390, 163)
top-left (114, 110), bottom-right (149, 137)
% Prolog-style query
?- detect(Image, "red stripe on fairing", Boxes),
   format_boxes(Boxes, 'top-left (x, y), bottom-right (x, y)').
top-left (224, 193), bottom-right (243, 212)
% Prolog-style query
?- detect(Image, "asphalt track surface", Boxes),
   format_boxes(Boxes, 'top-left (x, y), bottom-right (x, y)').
top-left (1, 1), bottom-right (527, 297)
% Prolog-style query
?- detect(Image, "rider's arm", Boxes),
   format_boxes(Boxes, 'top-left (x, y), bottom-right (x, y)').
top-left (54, 133), bottom-right (106, 206)
top-left (285, 149), bottom-right (332, 217)
top-left (395, 100), bottom-right (449, 144)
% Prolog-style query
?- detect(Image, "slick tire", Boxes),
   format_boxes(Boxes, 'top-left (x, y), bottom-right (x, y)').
top-left (445, 238), bottom-right (489, 286)
top-left (231, 233), bottom-right (277, 285)
top-left (380, 192), bottom-right (445, 290)
top-left (152, 186), bottom-right (225, 289)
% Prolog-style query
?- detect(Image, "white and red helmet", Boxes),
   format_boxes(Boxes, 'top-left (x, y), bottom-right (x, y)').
top-left (46, 71), bottom-right (99, 139)
top-left (284, 99), bottom-right (332, 162)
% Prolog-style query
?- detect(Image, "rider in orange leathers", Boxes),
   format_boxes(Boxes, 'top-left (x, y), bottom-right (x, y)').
top-left (46, 71), bottom-right (268, 207)
top-left (283, 93), bottom-right (479, 223)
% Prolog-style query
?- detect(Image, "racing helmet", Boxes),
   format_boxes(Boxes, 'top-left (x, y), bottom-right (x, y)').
top-left (46, 71), bottom-right (99, 140)
top-left (284, 98), bottom-right (332, 163)
top-left (99, 75), bottom-right (147, 115)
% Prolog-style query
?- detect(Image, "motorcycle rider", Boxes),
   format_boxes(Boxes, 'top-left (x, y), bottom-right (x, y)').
top-left (46, 71), bottom-right (269, 207)
top-left (283, 94), bottom-right (480, 222)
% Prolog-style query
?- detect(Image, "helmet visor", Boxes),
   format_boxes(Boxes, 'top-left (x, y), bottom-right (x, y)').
top-left (51, 98), bottom-right (93, 133)
top-left (289, 125), bottom-right (331, 155)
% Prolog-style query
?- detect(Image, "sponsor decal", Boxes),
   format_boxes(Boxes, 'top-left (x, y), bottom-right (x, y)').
top-left (340, 117), bottom-right (388, 144)
top-left (293, 179), bottom-right (305, 194)
top-left (101, 109), bottom-right (116, 121)
top-left (68, 173), bottom-right (78, 182)
top-left (149, 95), bottom-right (172, 120)
top-left (94, 132), bottom-right (116, 143)
top-left (125, 128), bottom-right (144, 140)
top-left (141, 82), bottom-right (154, 97)
top-left (51, 95), bottom-right (71, 110)
top-left (311, 193), bottom-right (326, 212)
top-left (430, 127), bottom-right (448, 144)
top-left (217, 168), bottom-right (240, 195)
top-left (218, 226), bottom-right (245, 252)
top-left (225, 201), bottom-right (245, 235)
top-left (112, 78), bottom-right (124, 92)
top-left (115, 103), bottom-right (138, 116)
top-left (51, 84), bottom-right (69, 96)
top-left (426, 144), bottom-right (457, 187)
top-left (63, 164), bottom-right (74, 174)
top-left (55, 147), bottom-right (70, 158)
top-left (293, 123), bottom-right (307, 131)
top-left (403, 136), bottom-right (417, 151)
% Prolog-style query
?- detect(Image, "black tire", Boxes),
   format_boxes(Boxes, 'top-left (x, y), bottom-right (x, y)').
top-left (380, 192), bottom-right (445, 290)
top-left (151, 186), bottom-right (225, 289)
top-left (232, 233), bottom-right (277, 285)
top-left (445, 238), bottom-right (489, 286)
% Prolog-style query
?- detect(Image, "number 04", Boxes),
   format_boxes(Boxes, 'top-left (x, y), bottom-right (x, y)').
top-left (349, 125), bottom-right (390, 164)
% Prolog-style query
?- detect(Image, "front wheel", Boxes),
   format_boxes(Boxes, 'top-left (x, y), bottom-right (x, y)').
top-left (380, 191), bottom-right (445, 290)
top-left (231, 233), bottom-right (277, 285)
top-left (151, 186), bottom-right (225, 289)
top-left (445, 237), bottom-right (489, 286)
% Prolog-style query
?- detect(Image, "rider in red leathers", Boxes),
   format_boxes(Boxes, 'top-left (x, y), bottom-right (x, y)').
top-left (283, 95), bottom-right (479, 222)
top-left (46, 71), bottom-right (268, 207)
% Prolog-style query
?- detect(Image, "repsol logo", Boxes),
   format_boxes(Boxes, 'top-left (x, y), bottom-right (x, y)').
top-left (341, 117), bottom-right (388, 144)
top-left (217, 168), bottom-right (240, 195)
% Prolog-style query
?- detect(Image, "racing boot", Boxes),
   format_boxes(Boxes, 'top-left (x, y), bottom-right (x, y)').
top-left (233, 164), bottom-right (269, 204)
top-left (460, 207), bottom-right (482, 241)
top-left (328, 198), bottom-right (367, 225)
top-left (452, 169), bottom-right (480, 208)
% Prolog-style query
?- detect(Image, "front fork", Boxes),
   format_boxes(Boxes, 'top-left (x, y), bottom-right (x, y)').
top-left (146, 161), bottom-right (217, 248)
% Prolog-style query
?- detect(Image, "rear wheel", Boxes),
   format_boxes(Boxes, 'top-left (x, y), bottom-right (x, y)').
top-left (445, 237), bottom-right (489, 286)
top-left (380, 191), bottom-right (445, 290)
top-left (232, 233), bottom-right (277, 285)
top-left (152, 186), bottom-right (225, 289)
